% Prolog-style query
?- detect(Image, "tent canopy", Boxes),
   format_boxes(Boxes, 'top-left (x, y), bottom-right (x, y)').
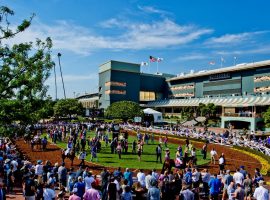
top-left (143, 108), bottom-right (163, 123)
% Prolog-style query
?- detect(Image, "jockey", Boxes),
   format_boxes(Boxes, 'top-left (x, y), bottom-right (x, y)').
top-left (65, 140), bottom-right (73, 155)
top-left (34, 134), bottom-right (40, 142)
top-left (164, 148), bottom-right (170, 162)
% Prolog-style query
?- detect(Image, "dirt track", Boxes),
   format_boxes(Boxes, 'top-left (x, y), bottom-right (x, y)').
top-left (15, 135), bottom-right (262, 176)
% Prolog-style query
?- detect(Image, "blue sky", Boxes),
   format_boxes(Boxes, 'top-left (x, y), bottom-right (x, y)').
top-left (3, 0), bottom-right (270, 98)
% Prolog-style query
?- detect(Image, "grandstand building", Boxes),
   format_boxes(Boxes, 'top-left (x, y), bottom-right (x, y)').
top-left (98, 60), bottom-right (270, 131)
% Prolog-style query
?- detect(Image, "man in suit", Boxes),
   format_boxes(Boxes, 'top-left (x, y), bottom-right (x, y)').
top-left (156, 144), bottom-right (162, 163)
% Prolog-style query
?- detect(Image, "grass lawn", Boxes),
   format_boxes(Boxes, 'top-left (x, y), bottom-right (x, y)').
top-left (46, 131), bottom-right (210, 170)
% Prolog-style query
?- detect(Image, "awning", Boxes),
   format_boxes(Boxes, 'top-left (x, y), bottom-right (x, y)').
top-left (146, 95), bottom-right (270, 108)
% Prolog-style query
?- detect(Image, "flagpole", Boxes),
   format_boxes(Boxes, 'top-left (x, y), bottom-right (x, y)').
top-left (156, 61), bottom-right (159, 74)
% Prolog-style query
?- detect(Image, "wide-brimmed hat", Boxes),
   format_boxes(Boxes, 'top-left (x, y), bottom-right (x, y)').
top-left (165, 148), bottom-right (170, 151)
top-left (4, 159), bottom-right (10, 164)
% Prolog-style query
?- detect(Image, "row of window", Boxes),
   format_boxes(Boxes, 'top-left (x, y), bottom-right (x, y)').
top-left (80, 101), bottom-right (98, 108)
top-left (105, 81), bottom-right (126, 87)
top-left (105, 90), bottom-right (126, 95)
top-left (172, 93), bottom-right (194, 97)
top-left (254, 86), bottom-right (270, 93)
top-left (254, 75), bottom-right (270, 83)
top-left (170, 84), bottom-right (194, 91)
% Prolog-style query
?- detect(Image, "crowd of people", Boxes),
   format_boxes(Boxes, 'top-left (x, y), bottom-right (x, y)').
top-left (123, 124), bottom-right (270, 156)
top-left (0, 121), bottom-right (269, 200)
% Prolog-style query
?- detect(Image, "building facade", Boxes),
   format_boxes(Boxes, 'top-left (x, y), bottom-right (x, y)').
top-left (98, 59), bottom-right (270, 131)
top-left (98, 60), bottom-right (172, 109)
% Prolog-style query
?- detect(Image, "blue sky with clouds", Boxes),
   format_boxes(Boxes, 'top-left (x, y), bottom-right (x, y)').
top-left (2, 0), bottom-right (270, 98)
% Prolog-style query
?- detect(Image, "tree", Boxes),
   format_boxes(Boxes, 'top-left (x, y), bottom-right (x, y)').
top-left (0, 5), bottom-right (54, 136)
top-left (263, 107), bottom-right (270, 128)
top-left (105, 101), bottom-right (143, 121)
top-left (53, 99), bottom-right (84, 118)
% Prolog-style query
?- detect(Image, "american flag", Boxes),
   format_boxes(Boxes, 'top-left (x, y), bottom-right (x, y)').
top-left (209, 61), bottom-right (215, 65)
top-left (149, 56), bottom-right (157, 62)
top-left (157, 57), bottom-right (163, 62)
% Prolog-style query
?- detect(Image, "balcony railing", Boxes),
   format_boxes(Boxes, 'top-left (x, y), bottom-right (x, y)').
top-left (223, 112), bottom-right (259, 118)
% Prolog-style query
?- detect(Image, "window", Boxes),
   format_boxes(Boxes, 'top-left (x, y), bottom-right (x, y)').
top-left (140, 91), bottom-right (156, 101)
top-left (105, 90), bottom-right (126, 95)
top-left (254, 75), bottom-right (270, 83)
top-left (105, 81), bottom-right (126, 87)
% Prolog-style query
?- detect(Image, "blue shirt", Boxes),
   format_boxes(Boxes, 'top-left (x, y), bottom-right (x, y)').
top-left (74, 181), bottom-right (85, 198)
top-left (124, 171), bottom-right (133, 187)
top-left (184, 172), bottom-right (192, 185)
top-left (209, 178), bottom-right (221, 195)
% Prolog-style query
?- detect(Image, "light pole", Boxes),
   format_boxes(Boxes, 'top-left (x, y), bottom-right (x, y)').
top-left (57, 53), bottom-right (66, 99)
top-left (53, 63), bottom-right (58, 100)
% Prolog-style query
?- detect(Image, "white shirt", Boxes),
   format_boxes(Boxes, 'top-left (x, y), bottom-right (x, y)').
top-left (210, 150), bottom-right (217, 157)
top-left (11, 160), bottom-right (18, 171)
top-left (137, 172), bottom-right (146, 187)
top-left (35, 164), bottom-right (43, 175)
top-left (43, 188), bottom-right (56, 200)
top-left (84, 176), bottom-right (95, 190)
top-left (192, 171), bottom-right (200, 182)
top-left (219, 157), bottom-right (224, 165)
top-left (253, 186), bottom-right (269, 200)
top-left (145, 174), bottom-right (152, 189)
top-left (233, 172), bottom-right (244, 184)
top-left (113, 179), bottom-right (120, 191)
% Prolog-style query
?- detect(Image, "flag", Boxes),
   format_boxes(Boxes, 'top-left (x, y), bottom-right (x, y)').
top-left (141, 62), bottom-right (148, 66)
top-left (209, 61), bottom-right (215, 65)
top-left (149, 56), bottom-right (157, 62)
top-left (157, 57), bottom-right (163, 62)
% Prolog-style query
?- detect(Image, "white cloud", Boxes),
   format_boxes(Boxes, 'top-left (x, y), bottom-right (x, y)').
top-left (206, 31), bottom-right (267, 45)
top-left (3, 18), bottom-right (213, 55)
top-left (216, 45), bottom-right (270, 55)
top-left (137, 5), bottom-right (171, 16)
top-left (174, 54), bottom-right (207, 61)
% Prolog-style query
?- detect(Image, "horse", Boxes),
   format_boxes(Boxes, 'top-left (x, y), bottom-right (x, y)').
top-left (61, 148), bottom-right (75, 166)
top-left (161, 159), bottom-right (175, 174)
top-left (24, 133), bottom-right (32, 144)
top-left (30, 138), bottom-right (42, 151)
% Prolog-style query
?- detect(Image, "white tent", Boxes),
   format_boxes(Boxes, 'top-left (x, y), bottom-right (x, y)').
top-left (143, 108), bottom-right (163, 123)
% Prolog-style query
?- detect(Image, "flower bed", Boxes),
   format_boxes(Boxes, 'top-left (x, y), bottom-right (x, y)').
top-left (233, 146), bottom-right (270, 175)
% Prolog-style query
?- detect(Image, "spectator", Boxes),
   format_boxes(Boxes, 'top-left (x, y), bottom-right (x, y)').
top-left (43, 183), bottom-right (56, 200)
top-left (58, 162), bottom-right (67, 188)
top-left (84, 171), bottom-right (95, 191)
top-left (243, 173), bottom-right (253, 199)
top-left (253, 180), bottom-right (269, 200)
top-left (23, 173), bottom-right (36, 200)
top-left (209, 174), bottom-right (221, 200)
top-left (83, 182), bottom-right (101, 200)
top-left (179, 184), bottom-right (194, 200)
top-left (147, 178), bottom-right (160, 200)
top-left (124, 168), bottom-right (134, 187)
top-left (233, 168), bottom-right (244, 185)
top-left (233, 183), bottom-right (245, 200)
top-left (121, 185), bottom-right (133, 200)
top-left (74, 176), bottom-right (85, 199)
top-left (137, 169), bottom-right (146, 188)
top-left (201, 169), bottom-right (211, 197)
top-left (69, 188), bottom-right (80, 200)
